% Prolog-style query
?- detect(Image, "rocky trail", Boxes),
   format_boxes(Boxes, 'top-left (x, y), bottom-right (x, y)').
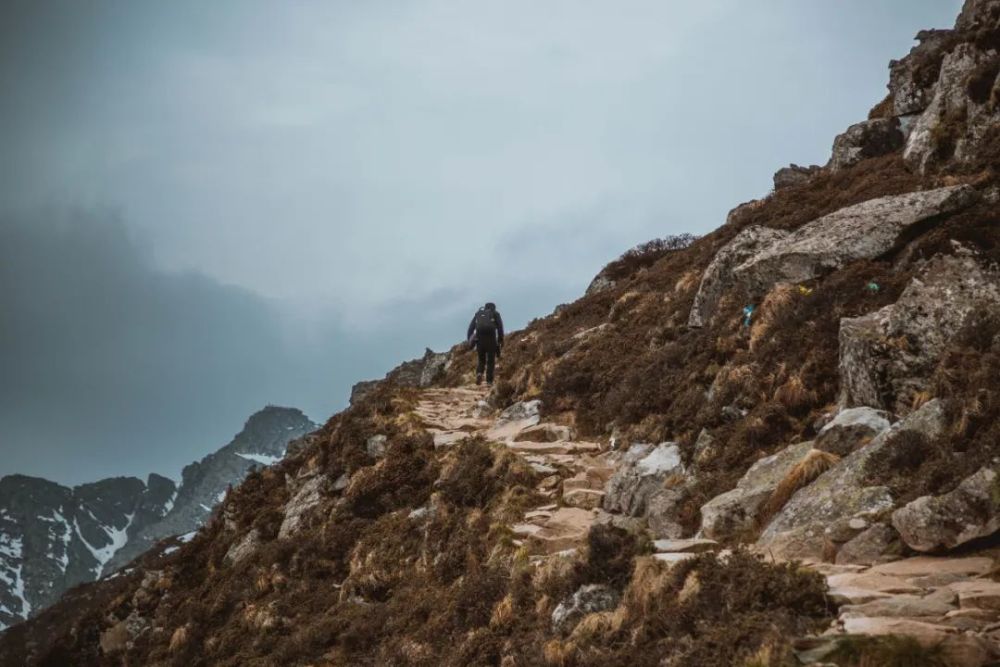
top-left (413, 385), bottom-right (1000, 666)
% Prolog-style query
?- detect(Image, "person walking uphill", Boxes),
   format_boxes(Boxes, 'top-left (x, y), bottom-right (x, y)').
top-left (467, 302), bottom-right (504, 386)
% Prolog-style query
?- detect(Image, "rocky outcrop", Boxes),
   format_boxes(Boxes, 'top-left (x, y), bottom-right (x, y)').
top-left (892, 467), bottom-right (1000, 552)
top-left (733, 186), bottom-right (977, 298)
top-left (757, 400), bottom-right (947, 560)
top-left (904, 42), bottom-right (1000, 173)
top-left (888, 29), bottom-right (956, 117)
top-left (688, 226), bottom-right (789, 327)
top-left (350, 348), bottom-right (452, 405)
top-left (551, 584), bottom-right (620, 633)
top-left (278, 474), bottom-right (331, 540)
top-left (839, 253), bottom-right (1000, 412)
top-left (773, 164), bottom-right (821, 190)
top-left (828, 118), bottom-right (904, 171)
top-left (603, 443), bottom-right (684, 521)
top-left (699, 441), bottom-right (814, 540)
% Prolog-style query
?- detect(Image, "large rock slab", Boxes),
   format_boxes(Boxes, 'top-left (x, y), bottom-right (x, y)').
top-left (700, 441), bottom-right (814, 540)
top-left (278, 474), bottom-right (330, 539)
top-left (733, 185), bottom-right (976, 299)
top-left (840, 254), bottom-right (1000, 412)
top-left (551, 584), bottom-right (620, 633)
top-left (603, 443), bottom-right (684, 517)
top-left (757, 400), bottom-right (946, 560)
top-left (893, 467), bottom-right (1000, 552)
top-left (688, 225), bottom-right (789, 327)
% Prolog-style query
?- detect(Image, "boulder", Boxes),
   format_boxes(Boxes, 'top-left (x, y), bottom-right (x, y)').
top-left (688, 225), bottom-right (789, 327)
top-left (840, 254), bottom-right (1000, 412)
top-left (828, 118), bottom-right (904, 171)
top-left (496, 400), bottom-right (541, 425)
top-left (551, 584), bottom-right (620, 633)
top-left (835, 523), bottom-right (902, 566)
top-left (225, 528), bottom-right (261, 565)
top-left (815, 407), bottom-right (892, 456)
top-left (773, 163), bottom-right (821, 190)
top-left (366, 434), bottom-right (388, 459)
top-left (646, 487), bottom-right (687, 539)
top-left (699, 441), bottom-right (814, 540)
top-left (278, 474), bottom-right (330, 539)
top-left (757, 400), bottom-right (946, 560)
top-left (892, 467), bottom-right (1000, 552)
top-left (603, 443), bottom-right (684, 517)
top-left (733, 185), bottom-right (976, 300)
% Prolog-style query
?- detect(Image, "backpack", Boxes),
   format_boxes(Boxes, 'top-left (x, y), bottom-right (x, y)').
top-left (474, 308), bottom-right (496, 336)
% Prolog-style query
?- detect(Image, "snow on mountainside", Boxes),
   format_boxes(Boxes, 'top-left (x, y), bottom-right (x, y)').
top-left (0, 406), bottom-right (316, 631)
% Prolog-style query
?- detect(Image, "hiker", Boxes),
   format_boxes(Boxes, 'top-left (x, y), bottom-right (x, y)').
top-left (467, 302), bottom-right (504, 386)
top-left (742, 304), bottom-right (755, 328)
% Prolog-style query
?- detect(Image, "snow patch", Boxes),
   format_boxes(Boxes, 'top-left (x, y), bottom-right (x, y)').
top-left (162, 489), bottom-right (177, 516)
top-left (0, 533), bottom-right (30, 622)
top-left (199, 503), bottom-right (212, 512)
top-left (178, 531), bottom-right (197, 543)
top-left (237, 452), bottom-right (283, 466)
top-left (162, 546), bottom-right (179, 556)
top-left (50, 510), bottom-right (72, 573)
top-left (74, 512), bottom-right (134, 579)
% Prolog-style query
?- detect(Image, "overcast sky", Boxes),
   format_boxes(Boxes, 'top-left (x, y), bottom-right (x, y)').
top-left (0, 0), bottom-right (962, 485)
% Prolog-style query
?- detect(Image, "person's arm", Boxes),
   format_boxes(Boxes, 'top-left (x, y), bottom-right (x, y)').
top-left (467, 315), bottom-right (476, 342)
top-left (495, 311), bottom-right (505, 346)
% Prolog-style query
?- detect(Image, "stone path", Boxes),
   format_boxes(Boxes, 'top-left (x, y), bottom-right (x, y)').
top-left (413, 387), bottom-right (612, 557)
top-left (411, 386), bottom-right (1000, 665)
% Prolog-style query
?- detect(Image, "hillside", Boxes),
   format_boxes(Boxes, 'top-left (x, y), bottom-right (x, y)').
top-left (0, 406), bottom-right (315, 632)
top-left (1, 1), bottom-right (999, 665)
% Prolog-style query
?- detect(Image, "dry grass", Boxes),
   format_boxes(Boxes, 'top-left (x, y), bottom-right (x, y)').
top-left (759, 449), bottom-right (840, 528)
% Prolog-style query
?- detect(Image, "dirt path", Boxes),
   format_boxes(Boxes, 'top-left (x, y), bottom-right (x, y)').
top-left (410, 386), bottom-right (1000, 663)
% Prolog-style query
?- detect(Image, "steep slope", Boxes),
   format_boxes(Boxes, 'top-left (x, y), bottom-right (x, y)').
top-left (2, 2), bottom-right (999, 665)
top-left (0, 406), bottom-right (315, 631)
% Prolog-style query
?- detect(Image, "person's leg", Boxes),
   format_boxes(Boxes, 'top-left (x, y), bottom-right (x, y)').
top-left (485, 349), bottom-right (496, 384)
top-left (476, 347), bottom-right (486, 384)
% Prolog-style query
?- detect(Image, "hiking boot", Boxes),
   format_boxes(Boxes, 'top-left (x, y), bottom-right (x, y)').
top-left (476, 374), bottom-right (483, 385)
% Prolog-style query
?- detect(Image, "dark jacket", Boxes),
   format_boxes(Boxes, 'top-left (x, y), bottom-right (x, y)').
top-left (467, 305), bottom-right (504, 351)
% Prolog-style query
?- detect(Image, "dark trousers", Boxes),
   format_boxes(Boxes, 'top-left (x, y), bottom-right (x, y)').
top-left (476, 346), bottom-right (496, 384)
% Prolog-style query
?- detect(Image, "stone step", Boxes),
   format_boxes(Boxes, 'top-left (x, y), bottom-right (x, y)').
top-left (508, 441), bottom-right (601, 456)
top-left (867, 556), bottom-right (994, 579)
top-left (512, 423), bottom-right (574, 443)
top-left (525, 507), bottom-right (596, 555)
top-left (653, 538), bottom-right (719, 554)
top-left (562, 488), bottom-right (604, 510)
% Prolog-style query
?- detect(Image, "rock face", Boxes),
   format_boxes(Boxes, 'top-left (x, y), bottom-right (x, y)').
top-left (839, 253), bottom-right (1000, 412)
top-left (904, 43), bottom-right (1000, 173)
top-left (688, 226), bottom-right (789, 327)
top-left (893, 467), bottom-right (1000, 552)
top-left (757, 400), bottom-right (946, 560)
top-left (0, 406), bottom-right (314, 631)
top-left (828, 118), bottom-right (904, 171)
top-left (732, 186), bottom-right (976, 299)
top-left (887, 29), bottom-right (956, 117)
top-left (603, 444), bottom-right (684, 524)
top-left (699, 441), bottom-right (814, 540)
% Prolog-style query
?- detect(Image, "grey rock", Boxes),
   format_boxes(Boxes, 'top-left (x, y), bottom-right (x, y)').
top-left (835, 523), bottom-right (902, 565)
top-left (904, 43), bottom-right (997, 173)
top-left (585, 274), bottom-right (616, 296)
top-left (815, 407), bottom-right (892, 456)
top-left (692, 429), bottom-right (718, 467)
top-left (349, 348), bottom-right (452, 404)
top-left (496, 400), bottom-right (542, 426)
top-left (893, 467), bottom-right (1000, 552)
top-left (224, 528), bottom-right (261, 565)
top-left (551, 584), bottom-right (620, 633)
top-left (646, 487), bottom-right (687, 539)
top-left (699, 441), bottom-right (815, 540)
top-left (603, 443), bottom-right (685, 517)
top-left (840, 254), bottom-right (1000, 412)
top-left (366, 434), bottom-right (388, 459)
top-left (278, 474), bottom-right (330, 540)
top-left (773, 163), bottom-right (821, 190)
top-left (733, 186), bottom-right (977, 300)
top-left (757, 400), bottom-right (946, 560)
top-left (688, 225), bottom-right (789, 327)
top-left (888, 29), bottom-right (955, 116)
top-left (828, 118), bottom-right (904, 171)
